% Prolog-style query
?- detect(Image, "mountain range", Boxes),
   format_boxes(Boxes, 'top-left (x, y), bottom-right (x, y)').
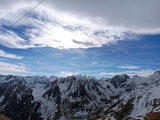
top-left (0, 71), bottom-right (160, 120)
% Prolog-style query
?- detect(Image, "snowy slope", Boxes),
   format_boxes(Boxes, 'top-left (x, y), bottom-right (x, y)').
top-left (0, 71), bottom-right (160, 120)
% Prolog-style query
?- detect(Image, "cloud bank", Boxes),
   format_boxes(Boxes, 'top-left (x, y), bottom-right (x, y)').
top-left (100, 69), bottom-right (155, 77)
top-left (0, 0), bottom-right (159, 49)
top-left (47, 0), bottom-right (160, 34)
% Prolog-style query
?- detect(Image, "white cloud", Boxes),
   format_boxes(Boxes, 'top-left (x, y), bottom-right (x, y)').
top-left (0, 6), bottom-right (126, 49)
top-left (67, 63), bottom-right (79, 67)
top-left (91, 62), bottom-right (97, 65)
top-left (136, 69), bottom-right (155, 78)
top-left (0, 50), bottom-right (23, 59)
top-left (117, 65), bottom-right (140, 69)
top-left (0, 0), bottom-right (159, 50)
top-left (100, 69), bottom-right (155, 77)
top-left (0, 30), bottom-right (34, 49)
top-left (0, 1), bottom-right (132, 49)
top-left (100, 72), bottom-right (118, 76)
top-left (59, 71), bottom-right (79, 77)
top-left (0, 61), bottom-right (28, 75)
top-left (46, 0), bottom-right (160, 34)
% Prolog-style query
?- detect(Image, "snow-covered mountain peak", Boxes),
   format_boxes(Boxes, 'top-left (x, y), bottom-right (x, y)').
top-left (116, 74), bottom-right (130, 79)
top-left (1, 72), bottom-right (160, 120)
top-left (0, 75), bottom-right (25, 84)
top-left (24, 76), bottom-right (49, 84)
top-left (69, 74), bottom-right (97, 81)
top-left (0, 75), bottom-right (50, 85)
top-left (49, 75), bottom-right (58, 81)
top-left (148, 70), bottom-right (160, 81)
top-left (99, 77), bottom-right (109, 81)
top-left (109, 74), bottom-right (130, 88)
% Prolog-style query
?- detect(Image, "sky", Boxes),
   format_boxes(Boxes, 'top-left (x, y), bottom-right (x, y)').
top-left (0, 0), bottom-right (160, 78)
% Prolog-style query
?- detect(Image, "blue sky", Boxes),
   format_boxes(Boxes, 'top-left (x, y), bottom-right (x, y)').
top-left (0, 0), bottom-right (160, 78)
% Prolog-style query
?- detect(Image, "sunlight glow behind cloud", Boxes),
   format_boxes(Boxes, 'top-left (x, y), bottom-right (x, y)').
top-left (0, 0), bottom-right (159, 78)
top-left (0, 0), bottom-right (160, 49)
top-left (0, 1), bottom-right (131, 49)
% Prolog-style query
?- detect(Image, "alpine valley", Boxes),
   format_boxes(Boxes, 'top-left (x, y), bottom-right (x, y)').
top-left (0, 71), bottom-right (160, 120)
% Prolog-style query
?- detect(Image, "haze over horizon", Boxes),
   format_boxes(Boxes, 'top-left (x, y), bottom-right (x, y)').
top-left (0, 0), bottom-right (160, 78)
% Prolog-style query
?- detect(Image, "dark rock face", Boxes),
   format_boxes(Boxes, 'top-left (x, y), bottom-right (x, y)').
top-left (0, 79), bottom-right (42, 120)
top-left (0, 73), bottom-right (160, 120)
top-left (110, 74), bottom-right (130, 88)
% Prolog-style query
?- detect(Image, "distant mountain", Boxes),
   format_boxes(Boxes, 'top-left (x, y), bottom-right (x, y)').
top-left (0, 71), bottom-right (160, 120)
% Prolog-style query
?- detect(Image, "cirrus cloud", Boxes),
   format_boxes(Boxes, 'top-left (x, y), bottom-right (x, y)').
top-left (117, 65), bottom-right (140, 69)
top-left (0, 61), bottom-right (28, 75)
top-left (0, 50), bottom-right (23, 59)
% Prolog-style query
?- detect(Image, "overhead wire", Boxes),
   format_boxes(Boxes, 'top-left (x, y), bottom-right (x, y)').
top-left (0, 0), bottom-right (45, 35)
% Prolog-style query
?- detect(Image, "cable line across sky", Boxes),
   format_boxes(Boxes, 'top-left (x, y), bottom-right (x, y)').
top-left (0, 0), bottom-right (45, 35)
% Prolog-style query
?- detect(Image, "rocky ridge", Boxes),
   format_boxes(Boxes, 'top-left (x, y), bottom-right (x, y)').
top-left (0, 71), bottom-right (160, 120)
